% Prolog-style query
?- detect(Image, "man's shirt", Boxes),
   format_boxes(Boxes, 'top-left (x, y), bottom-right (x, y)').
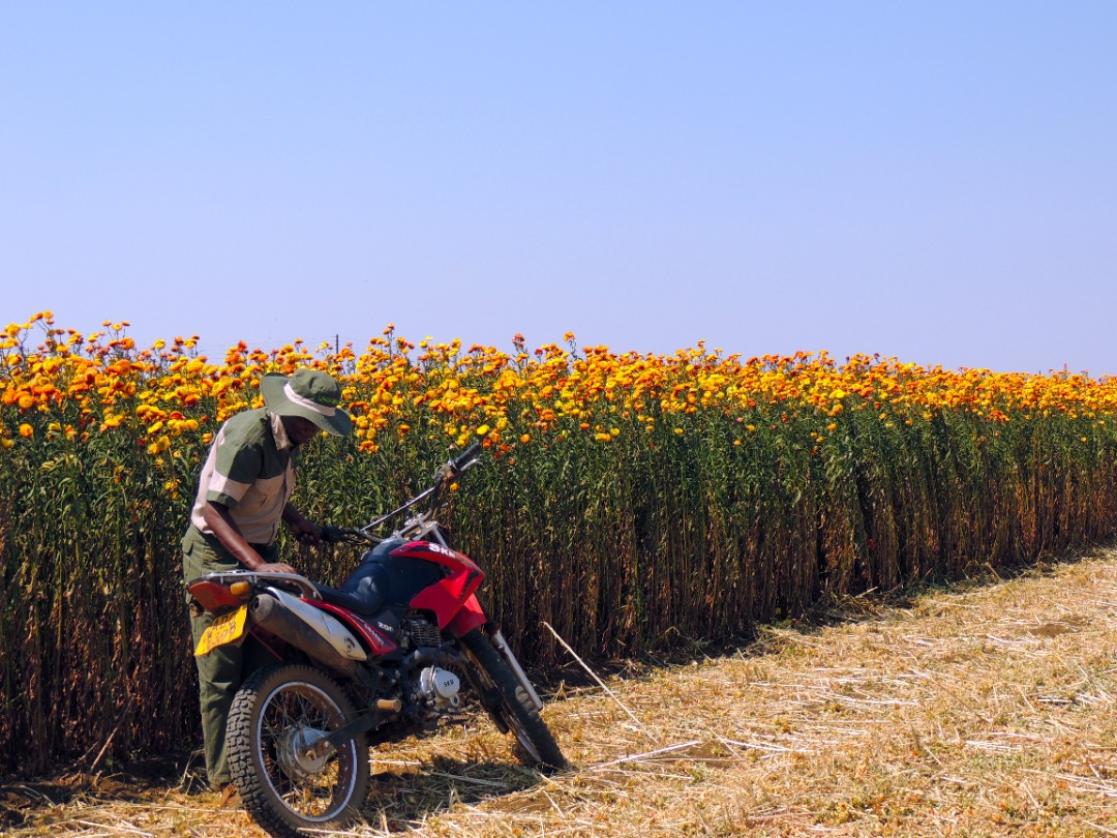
top-left (188, 409), bottom-right (296, 545)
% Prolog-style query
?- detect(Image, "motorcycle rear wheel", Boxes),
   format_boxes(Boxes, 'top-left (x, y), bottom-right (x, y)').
top-left (227, 663), bottom-right (369, 837)
top-left (461, 629), bottom-right (568, 770)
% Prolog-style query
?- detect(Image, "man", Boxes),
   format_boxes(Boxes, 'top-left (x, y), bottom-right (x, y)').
top-left (181, 368), bottom-right (353, 790)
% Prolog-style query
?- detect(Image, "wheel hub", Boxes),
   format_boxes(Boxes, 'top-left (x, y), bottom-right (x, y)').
top-left (275, 726), bottom-right (330, 779)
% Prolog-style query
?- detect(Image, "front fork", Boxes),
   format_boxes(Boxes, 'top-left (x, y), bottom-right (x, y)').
top-left (488, 628), bottom-right (544, 711)
top-left (431, 525), bottom-right (544, 715)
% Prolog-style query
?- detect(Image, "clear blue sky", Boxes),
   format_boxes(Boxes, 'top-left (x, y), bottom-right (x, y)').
top-left (2, 2), bottom-right (1115, 373)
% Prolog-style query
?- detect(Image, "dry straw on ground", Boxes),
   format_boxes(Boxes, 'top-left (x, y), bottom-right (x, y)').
top-left (4, 548), bottom-right (1117, 836)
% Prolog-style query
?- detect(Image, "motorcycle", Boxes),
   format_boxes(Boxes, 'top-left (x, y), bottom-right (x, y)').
top-left (187, 442), bottom-right (566, 836)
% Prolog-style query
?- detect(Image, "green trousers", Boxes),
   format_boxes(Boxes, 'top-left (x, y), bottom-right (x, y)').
top-left (182, 528), bottom-right (277, 788)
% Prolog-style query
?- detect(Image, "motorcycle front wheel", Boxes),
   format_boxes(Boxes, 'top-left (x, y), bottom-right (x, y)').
top-left (226, 663), bottom-right (369, 837)
top-left (461, 629), bottom-right (568, 770)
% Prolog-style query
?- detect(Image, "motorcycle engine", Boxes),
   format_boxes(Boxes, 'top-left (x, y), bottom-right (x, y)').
top-left (403, 616), bottom-right (442, 648)
top-left (417, 666), bottom-right (461, 711)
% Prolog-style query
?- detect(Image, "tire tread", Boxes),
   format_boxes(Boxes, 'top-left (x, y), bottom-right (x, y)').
top-left (227, 664), bottom-right (369, 837)
top-left (462, 630), bottom-right (567, 770)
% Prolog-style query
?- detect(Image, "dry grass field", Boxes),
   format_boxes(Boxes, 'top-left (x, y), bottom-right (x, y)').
top-left (4, 548), bottom-right (1117, 837)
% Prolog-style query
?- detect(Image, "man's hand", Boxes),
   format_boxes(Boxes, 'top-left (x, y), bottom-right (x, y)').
top-left (257, 561), bottom-right (297, 575)
top-left (288, 517), bottom-right (322, 546)
top-left (284, 504), bottom-right (323, 546)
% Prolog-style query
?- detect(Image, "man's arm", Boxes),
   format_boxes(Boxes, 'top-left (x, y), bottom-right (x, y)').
top-left (202, 501), bottom-right (296, 574)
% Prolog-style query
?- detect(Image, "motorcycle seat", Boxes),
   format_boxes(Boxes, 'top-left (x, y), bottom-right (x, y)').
top-left (313, 538), bottom-right (400, 616)
top-left (314, 537), bottom-right (446, 617)
top-left (314, 540), bottom-right (444, 621)
top-left (315, 582), bottom-right (385, 617)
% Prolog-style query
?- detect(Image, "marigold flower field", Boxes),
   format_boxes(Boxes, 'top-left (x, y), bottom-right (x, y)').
top-left (3, 311), bottom-right (1117, 776)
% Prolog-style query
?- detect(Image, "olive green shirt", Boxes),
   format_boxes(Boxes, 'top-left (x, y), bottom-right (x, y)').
top-left (186, 409), bottom-right (296, 545)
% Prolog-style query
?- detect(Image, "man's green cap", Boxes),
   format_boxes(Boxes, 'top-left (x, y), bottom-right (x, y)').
top-left (260, 369), bottom-right (353, 437)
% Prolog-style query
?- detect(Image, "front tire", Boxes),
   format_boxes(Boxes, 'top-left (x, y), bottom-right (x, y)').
top-left (227, 664), bottom-right (369, 837)
top-left (461, 629), bottom-right (567, 770)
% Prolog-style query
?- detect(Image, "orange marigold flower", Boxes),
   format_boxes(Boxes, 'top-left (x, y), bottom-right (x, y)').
top-left (19, 423), bottom-right (34, 438)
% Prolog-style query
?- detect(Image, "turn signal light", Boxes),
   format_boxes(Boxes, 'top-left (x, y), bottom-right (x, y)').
top-left (229, 581), bottom-right (252, 597)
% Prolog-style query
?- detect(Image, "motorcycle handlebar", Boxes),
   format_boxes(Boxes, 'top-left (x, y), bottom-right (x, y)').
top-left (354, 444), bottom-right (484, 539)
top-left (320, 525), bottom-right (375, 545)
top-left (450, 441), bottom-right (483, 473)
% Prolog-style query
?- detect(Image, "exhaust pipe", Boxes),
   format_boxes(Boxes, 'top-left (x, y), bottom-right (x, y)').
top-left (251, 594), bottom-right (357, 676)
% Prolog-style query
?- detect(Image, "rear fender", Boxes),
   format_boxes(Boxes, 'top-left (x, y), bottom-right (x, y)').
top-left (186, 579), bottom-right (241, 612)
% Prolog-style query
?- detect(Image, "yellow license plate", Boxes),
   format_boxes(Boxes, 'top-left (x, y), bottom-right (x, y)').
top-left (195, 604), bottom-right (248, 656)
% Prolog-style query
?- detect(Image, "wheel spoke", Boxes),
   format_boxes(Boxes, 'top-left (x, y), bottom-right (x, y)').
top-left (255, 679), bottom-right (355, 821)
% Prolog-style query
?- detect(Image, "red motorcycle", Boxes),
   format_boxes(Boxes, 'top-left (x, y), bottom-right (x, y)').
top-left (188, 443), bottom-right (565, 837)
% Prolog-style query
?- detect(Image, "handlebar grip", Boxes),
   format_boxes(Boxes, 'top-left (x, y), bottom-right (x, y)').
top-left (320, 525), bottom-right (346, 544)
top-left (451, 441), bottom-right (483, 472)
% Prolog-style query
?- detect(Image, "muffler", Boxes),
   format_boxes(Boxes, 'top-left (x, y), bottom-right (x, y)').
top-left (251, 593), bottom-right (358, 676)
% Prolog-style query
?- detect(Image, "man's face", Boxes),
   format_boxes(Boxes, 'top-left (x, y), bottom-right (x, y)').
top-left (282, 415), bottom-right (321, 447)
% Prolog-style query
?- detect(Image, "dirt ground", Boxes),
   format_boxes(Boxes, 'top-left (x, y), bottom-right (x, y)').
top-left (4, 549), bottom-right (1117, 837)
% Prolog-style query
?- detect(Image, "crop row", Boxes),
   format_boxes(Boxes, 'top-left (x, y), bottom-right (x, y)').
top-left (2, 312), bottom-right (1116, 776)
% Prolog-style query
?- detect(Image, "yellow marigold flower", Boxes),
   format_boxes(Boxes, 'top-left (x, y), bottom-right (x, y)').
top-left (475, 424), bottom-right (490, 437)
top-left (673, 427), bottom-right (684, 436)
top-left (449, 482), bottom-right (460, 492)
top-left (827, 422), bottom-right (838, 432)
top-left (18, 394), bottom-right (34, 410)
top-left (594, 432), bottom-right (612, 442)
top-left (19, 423), bottom-right (34, 438)
top-left (201, 432), bottom-right (213, 445)
top-left (0, 438), bottom-right (13, 449)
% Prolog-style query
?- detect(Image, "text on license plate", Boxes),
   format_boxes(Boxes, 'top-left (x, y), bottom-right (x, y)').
top-left (194, 604), bottom-right (248, 656)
